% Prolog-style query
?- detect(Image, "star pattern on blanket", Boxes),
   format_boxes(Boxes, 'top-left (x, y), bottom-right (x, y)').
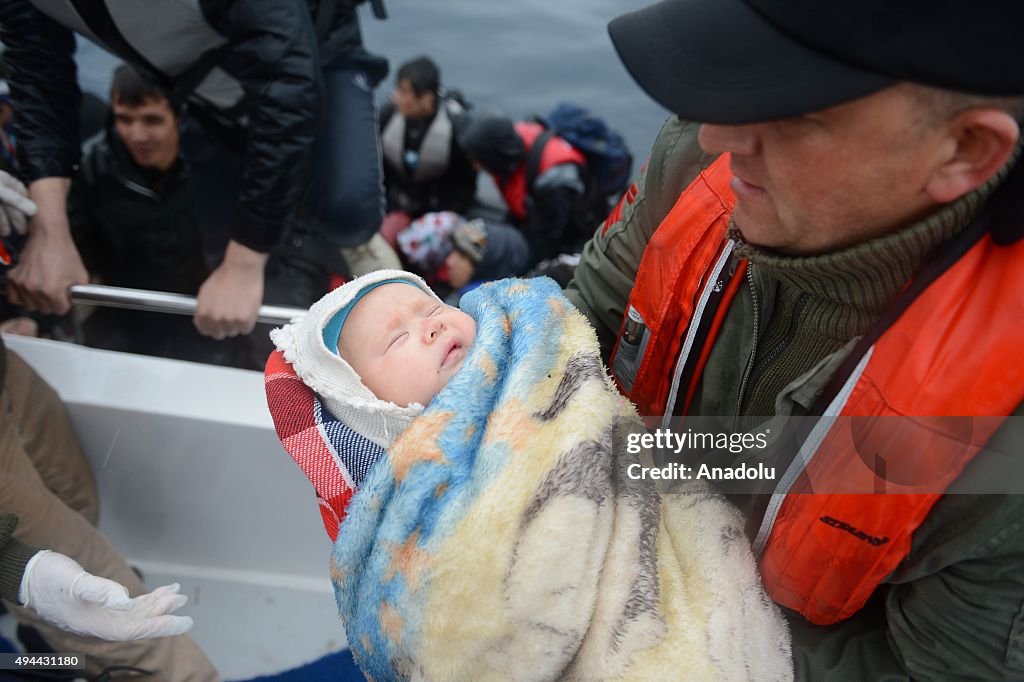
top-left (329, 555), bottom-right (345, 586)
top-left (385, 528), bottom-right (430, 592)
top-left (390, 411), bottom-right (452, 482)
top-left (360, 633), bottom-right (374, 655)
top-left (485, 399), bottom-right (538, 449)
top-left (380, 602), bottom-right (404, 645)
top-left (476, 354), bottom-right (497, 384)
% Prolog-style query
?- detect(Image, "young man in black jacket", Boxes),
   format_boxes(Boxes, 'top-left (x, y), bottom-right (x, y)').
top-left (70, 64), bottom-right (249, 365)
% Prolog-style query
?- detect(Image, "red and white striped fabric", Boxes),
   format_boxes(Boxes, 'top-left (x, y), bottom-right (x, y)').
top-left (265, 350), bottom-right (356, 541)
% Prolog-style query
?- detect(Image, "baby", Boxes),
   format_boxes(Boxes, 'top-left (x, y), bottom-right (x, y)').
top-left (266, 269), bottom-right (791, 682)
top-left (267, 269), bottom-right (476, 471)
top-left (327, 276), bottom-right (476, 408)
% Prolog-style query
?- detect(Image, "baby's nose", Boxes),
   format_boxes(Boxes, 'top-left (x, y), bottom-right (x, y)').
top-left (422, 317), bottom-right (444, 342)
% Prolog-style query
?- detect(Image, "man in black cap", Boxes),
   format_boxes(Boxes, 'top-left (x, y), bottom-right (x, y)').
top-left (567, 0), bottom-right (1024, 678)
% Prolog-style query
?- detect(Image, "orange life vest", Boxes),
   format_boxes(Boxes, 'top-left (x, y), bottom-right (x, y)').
top-left (610, 154), bottom-right (1024, 625)
top-left (496, 121), bottom-right (586, 222)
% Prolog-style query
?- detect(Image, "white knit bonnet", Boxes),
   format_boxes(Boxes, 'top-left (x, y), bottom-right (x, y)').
top-left (269, 269), bottom-right (443, 449)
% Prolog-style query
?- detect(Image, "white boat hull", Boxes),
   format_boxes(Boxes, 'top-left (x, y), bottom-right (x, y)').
top-left (4, 335), bottom-right (346, 679)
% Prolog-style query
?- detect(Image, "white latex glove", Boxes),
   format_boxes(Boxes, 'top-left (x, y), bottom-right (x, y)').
top-left (0, 171), bottom-right (37, 237)
top-left (18, 550), bottom-right (194, 641)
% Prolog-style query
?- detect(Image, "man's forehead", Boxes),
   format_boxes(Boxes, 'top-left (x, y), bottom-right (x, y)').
top-left (112, 96), bottom-right (174, 115)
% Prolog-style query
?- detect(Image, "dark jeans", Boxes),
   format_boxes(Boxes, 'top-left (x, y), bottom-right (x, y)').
top-left (180, 65), bottom-right (385, 367)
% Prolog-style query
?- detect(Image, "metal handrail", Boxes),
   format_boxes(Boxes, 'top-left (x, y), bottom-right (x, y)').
top-left (68, 284), bottom-right (305, 326)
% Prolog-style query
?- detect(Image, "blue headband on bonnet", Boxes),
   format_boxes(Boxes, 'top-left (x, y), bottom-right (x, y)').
top-left (321, 279), bottom-right (420, 353)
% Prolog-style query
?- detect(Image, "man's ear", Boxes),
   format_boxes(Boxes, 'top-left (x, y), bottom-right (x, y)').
top-left (926, 109), bottom-right (1020, 203)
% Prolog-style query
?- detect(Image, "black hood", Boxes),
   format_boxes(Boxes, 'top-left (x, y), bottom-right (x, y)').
top-left (458, 115), bottom-right (524, 177)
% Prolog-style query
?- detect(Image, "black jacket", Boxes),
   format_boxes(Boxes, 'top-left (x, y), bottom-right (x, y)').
top-left (68, 125), bottom-right (255, 366)
top-left (0, 0), bottom-right (374, 253)
top-left (69, 126), bottom-right (207, 294)
top-left (524, 163), bottom-right (606, 266)
top-left (473, 220), bottom-right (530, 282)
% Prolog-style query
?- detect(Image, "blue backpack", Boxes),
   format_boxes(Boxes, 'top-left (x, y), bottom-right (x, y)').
top-left (533, 102), bottom-right (634, 199)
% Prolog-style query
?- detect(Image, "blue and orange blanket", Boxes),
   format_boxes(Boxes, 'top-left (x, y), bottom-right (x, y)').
top-left (267, 278), bottom-right (791, 681)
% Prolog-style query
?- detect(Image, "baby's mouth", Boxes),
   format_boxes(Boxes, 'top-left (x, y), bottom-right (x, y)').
top-left (441, 339), bottom-right (462, 370)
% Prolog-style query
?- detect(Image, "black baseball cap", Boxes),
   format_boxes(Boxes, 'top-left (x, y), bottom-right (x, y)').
top-left (609, 0), bottom-right (1024, 124)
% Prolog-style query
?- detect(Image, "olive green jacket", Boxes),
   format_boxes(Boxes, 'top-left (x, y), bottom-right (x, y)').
top-left (566, 116), bottom-right (1024, 681)
top-left (0, 513), bottom-right (39, 604)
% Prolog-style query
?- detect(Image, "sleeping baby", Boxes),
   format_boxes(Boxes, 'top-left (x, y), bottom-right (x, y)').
top-left (265, 269), bottom-right (792, 682)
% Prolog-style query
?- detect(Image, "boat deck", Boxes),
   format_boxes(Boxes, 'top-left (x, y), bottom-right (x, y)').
top-left (4, 335), bottom-right (348, 679)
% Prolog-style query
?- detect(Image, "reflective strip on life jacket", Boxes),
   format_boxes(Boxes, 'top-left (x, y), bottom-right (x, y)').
top-left (611, 152), bottom-right (1024, 625)
top-left (609, 154), bottom-right (736, 415)
top-left (497, 121), bottom-right (585, 222)
top-left (757, 228), bottom-right (1024, 624)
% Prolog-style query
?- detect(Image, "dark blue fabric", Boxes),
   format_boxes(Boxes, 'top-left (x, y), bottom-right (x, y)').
top-left (304, 66), bottom-right (386, 249)
top-left (315, 397), bottom-right (386, 488)
top-left (539, 102), bottom-right (633, 198)
top-left (474, 221), bottom-right (530, 282)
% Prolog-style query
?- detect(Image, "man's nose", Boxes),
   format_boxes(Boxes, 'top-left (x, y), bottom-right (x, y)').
top-left (124, 123), bottom-right (146, 143)
top-left (697, 123), bottom-right (760, 157)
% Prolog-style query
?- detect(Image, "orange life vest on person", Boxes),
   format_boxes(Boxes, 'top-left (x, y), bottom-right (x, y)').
top-left (496, 121), bottom-right (586, 222)
top-left (610, 154), bottom-right (1024, 625)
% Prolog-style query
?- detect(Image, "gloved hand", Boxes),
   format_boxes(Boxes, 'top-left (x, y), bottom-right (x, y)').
top-left (0, 171), bottom-right (37, 237)
top-left (19, 550), bottom-right (194, 641)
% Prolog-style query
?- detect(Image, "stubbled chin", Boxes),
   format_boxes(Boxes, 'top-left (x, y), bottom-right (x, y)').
top-left (732, 206), bottom-right (784, 248)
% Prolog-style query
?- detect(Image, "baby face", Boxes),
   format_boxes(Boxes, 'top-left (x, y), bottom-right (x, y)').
top-left (338, 283), bottom-right (476, 407)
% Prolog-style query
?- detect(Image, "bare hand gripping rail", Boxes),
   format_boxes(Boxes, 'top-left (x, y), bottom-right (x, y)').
top-left (68, 284), bottom-right (305, 327)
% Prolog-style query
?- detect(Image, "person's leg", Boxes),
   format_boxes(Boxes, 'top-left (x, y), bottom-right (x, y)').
top-left (181, 119), bottom-right (321, 368)
top-left (179, 119), bottom-right (243, 272)
top-left (339, 232), bottom-right (401, 276)
top-left (0, 350), bottom-right (218, 680)
top-left (251, 238), bottom-right (331, 368)
top-left (4, 350), bottom-right (99, 525)
top-left (306, 66), bottom-right (399, 273)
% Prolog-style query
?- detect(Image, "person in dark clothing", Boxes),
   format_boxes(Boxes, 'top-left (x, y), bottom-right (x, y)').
top-left (377, 57), bottom-right (476, 261)
top-left (69, 64), bottom-right (248, 366)
top-left (379, 56), bottom-right (477, 222)
top-left (443, 216), bottom-right (530, 305)
top-left (0, 80), bottom-right (15, 173)
top-left (459, 114), bottom-right (605, 267)
top-left (0, 0), bottom-right (390, 345)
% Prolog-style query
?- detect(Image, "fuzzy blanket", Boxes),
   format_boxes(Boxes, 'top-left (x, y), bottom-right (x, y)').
top-left (269, 278), bottom-right (791, 681)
